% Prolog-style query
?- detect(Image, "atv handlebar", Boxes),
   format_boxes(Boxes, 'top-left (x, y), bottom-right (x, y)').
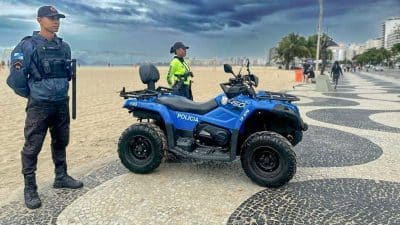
top-left (221, 60), bottom-right (258, 98)
top-left (220, 76), bottom-right (256, 98)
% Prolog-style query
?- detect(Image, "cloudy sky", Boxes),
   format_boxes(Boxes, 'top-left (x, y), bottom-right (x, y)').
top-left (0, 0), bottom-right (399, 64)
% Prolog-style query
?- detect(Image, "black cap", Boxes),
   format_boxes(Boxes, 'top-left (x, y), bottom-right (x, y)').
top-left (37, 6), bottom-right (65, 18)
top-left (170, 42), bottom-right (189, 53)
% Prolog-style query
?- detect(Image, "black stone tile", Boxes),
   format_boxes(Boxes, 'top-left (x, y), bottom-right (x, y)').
top-left (297, 97), bottom-right (359, 107)
top-left (306, 109), bottom-right (400, 133)
top-left (295, 125), bottom-right (382, 167)
top-left (382, 89), bottom-right (400, 94)
top-left (322, 93), bottom-right (365, 99)
top-left (323, 92), bottom-right (400, 102)
top-left (326, 88), bottom-right (354, 92)
top-left (335, 85), bottom-right (357, 89)
top-left (228, 179), bottom-right (400, 225)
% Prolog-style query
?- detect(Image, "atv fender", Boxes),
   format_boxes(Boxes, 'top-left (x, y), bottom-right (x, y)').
top-left (129, 107), bottom-right (176, 149)
top-left (124, 99), bottom-right (174, 124)
top-left (271, 105), bottom-right (308, 131)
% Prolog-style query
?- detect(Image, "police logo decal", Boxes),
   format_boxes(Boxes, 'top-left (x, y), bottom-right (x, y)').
top-left (13, 61), bottom-right (22, 70)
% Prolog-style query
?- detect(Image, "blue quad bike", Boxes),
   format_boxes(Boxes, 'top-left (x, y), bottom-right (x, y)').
top-left (118, 61), bottom-right (308, 187)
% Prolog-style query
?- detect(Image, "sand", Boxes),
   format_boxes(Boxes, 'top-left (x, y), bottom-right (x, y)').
top-left (0, 65), bottom-right (296, 204)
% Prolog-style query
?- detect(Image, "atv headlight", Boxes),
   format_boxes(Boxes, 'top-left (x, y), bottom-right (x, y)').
top-left (221, 96), bottom-right (228, 105)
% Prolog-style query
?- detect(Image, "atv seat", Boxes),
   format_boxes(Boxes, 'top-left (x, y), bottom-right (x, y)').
top-left (156, 96), bottom-right (218, 115)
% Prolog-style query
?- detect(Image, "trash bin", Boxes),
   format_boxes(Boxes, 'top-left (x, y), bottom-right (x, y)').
top-left (295, 69), bottom-right (303, 82)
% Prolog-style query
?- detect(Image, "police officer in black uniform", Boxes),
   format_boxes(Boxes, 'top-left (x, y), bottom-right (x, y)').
top-left (6, 6), bottom-right (83, 209)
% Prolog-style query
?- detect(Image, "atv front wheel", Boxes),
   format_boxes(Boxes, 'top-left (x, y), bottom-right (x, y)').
top-left (118, 123), bottom-right (166, 174)
top-left (241, 131), bottom-right (296, 188)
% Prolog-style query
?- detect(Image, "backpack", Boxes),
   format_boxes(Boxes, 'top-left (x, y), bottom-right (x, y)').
top-left (6, 36), bottom-right (34, 98)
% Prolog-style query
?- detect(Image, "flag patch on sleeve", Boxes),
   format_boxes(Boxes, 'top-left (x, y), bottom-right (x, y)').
top-left (12, 52), bottom-right (24, 60)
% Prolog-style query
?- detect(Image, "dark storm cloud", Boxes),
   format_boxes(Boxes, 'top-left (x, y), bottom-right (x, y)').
top-left (0, 17), bottom-right (31, 29)
top-left (13, 0), bottom-right (143, 18)
top-left (2, 0), bottom-right (398, 33)
top-left (0, 0), bottom-right (312, 32)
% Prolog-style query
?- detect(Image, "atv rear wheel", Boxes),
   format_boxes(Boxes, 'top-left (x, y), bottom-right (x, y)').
top-left (241, 131), bottom-right (296, 188)
top-left (118, 123), bottom-right (166, 174)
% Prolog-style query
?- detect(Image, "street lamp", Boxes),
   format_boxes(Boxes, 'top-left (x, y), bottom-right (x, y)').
top-left (314, 0), bottom-right (333, 91)
top-left (315, 0), bottom-right (323, 75)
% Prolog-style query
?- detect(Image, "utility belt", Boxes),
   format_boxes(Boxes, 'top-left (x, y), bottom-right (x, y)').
top-left (173, 76), bottom-right (192, 90)
top-left (27, 96), bottom-right (69, 109)
top-left (174, 71), bottom-right (193, 82)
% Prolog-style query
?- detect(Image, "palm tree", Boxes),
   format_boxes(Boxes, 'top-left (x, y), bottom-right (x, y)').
top-left (275, 33), bottom-right (310, 69)
top-left (392, 43), bottom-right (400, 56)
top-left (353, 48), bottom-right (392, 66)
top-left (306, 34), bottom-right (335, 74)
top-left (306, 35), bottom-right (318, 59)
top-left (391, 43), bottom-right (400, 65)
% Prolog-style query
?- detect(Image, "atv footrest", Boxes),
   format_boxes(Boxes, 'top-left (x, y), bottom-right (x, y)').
top-left (176, 137), bottom-right (195, 152)
top-left (169, 146), bottom-right (231, 161)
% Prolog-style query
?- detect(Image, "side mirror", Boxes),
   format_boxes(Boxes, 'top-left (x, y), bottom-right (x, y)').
top-left (223, 64), bottom-right (234, 74)
top-left (249, 74), bottom-right (259, 87)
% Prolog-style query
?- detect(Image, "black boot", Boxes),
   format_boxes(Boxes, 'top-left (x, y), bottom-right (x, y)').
top-left (24, 174), bottom-right (42, 209)
top-left (53, 164), bottom-right (83, 189)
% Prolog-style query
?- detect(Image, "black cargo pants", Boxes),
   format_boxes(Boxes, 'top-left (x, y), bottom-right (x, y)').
top-left (21, 98), bottom-right (70, 175)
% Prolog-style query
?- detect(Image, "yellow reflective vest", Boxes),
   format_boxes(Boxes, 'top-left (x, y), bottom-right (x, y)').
top-left (167, 57), bottom-right (191, 86)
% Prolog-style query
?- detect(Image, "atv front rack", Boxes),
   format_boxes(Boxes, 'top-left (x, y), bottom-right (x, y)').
top-left (119, 86), bottom-right (173, 99)
top-left (257, 91), bottom-right (300, 102)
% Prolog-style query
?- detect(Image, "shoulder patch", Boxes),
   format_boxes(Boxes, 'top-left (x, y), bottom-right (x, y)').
top-left (13, 61), bottom-right (23, 70)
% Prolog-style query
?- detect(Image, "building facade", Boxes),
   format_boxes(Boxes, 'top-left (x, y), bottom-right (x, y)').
top-left (386, 25), bottom-right (400, 49)
top-left (365, 38), bottom-right (383, 49)
top-left (328, 43), bottom-right (346, 61)
top-left (382, 17), bottom-right (400, 49)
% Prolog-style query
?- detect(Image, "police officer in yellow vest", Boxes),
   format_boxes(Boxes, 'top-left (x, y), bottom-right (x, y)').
top-left (167, 42), bottom-right (193, 100)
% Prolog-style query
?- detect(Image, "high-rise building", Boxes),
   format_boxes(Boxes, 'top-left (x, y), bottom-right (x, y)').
top-left (328, 43), bottom-right (346, 61)
top-left (346, 43), bottom-right (363, 60)
top-left (365, 38), bottom-right (383, 49)
top-left (386, 25), bottom-right (400, 49)
top-left (382, 17), bottom-right (400, 49)
top-left (345, 38), bottom-right (383, 61)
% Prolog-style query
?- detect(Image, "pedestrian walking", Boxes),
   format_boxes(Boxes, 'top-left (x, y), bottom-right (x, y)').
top-left (330, 61), bottom-right (343, 89)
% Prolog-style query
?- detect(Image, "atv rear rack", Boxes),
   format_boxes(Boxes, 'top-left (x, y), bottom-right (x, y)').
top-left (257, 91), bottom-right (300, 102)
top-left (120, 87), bottom-right (158, 99)
top-left (119, 86), bottom-right (173, 99)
